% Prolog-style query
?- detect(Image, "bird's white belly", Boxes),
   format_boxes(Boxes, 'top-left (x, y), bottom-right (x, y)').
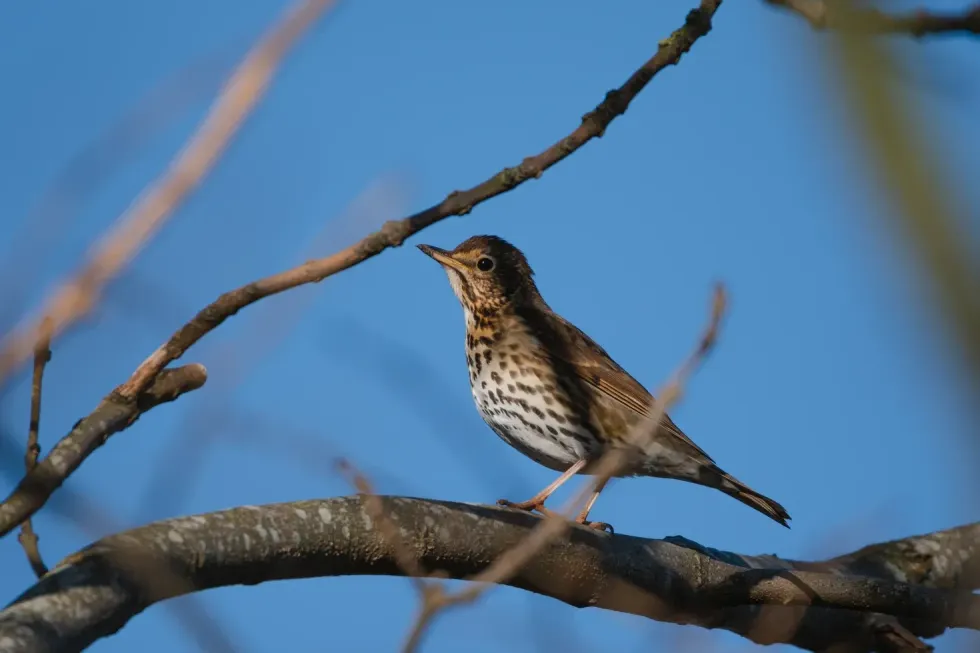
top-left (469, 359), bottom-right (588, 471)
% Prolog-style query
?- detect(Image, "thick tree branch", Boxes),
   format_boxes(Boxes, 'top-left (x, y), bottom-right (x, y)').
top-left (766, 0), bottom-right (980, 36)
top-left (0, 364), bottom-right (207, 538)
top-left (1, 497), bottom-right (976, 653)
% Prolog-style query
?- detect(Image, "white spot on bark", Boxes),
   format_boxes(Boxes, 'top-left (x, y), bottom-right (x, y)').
top-left (882, 560), bottom-right (908, 583)
top-left (294, 508), bottom-right (308, 520)
top-left (318, 507), bottom-right (333, 524)
top-left (168, 531), bottom-right (184, 544)
top-left (914, 538), bottom-right (941, 553)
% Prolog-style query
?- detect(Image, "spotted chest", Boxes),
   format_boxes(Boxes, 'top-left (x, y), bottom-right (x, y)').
top-left (464, 334), bottom-right (599, 471)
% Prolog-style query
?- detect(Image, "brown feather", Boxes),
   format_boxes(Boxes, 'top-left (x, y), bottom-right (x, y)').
top-left (544, 310), bottom-right (715, 463)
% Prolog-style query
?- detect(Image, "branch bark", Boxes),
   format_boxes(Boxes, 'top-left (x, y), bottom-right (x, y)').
top-left (0, 364), bottom-right (207, 538)
top-left (1, 496), bottom-right (977, 653)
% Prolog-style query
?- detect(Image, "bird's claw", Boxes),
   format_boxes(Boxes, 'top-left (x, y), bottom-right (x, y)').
top-left (496, 498), bottom-right (538, 511)
top-left (499, 499), bottom-right (614, 532)
top-left (496, 498), bottom-right (563, 519)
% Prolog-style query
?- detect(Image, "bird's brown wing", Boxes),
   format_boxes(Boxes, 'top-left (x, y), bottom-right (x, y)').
top-left (547, 312), bottom-right (715, 463)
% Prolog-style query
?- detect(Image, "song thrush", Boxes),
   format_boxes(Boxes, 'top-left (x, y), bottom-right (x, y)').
top-left (417, 235), bottom-right (790, 530)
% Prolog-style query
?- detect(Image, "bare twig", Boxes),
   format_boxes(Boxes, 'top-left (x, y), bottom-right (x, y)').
top-left (401, 283), bottom-right (729, 652)
top-left (0, 364), bottom-right (208, 538)
top-left (111, 0), bottom-right (723, 403)
top-left (766, 0), bottom-right (980, 36)
top-left (0, 0), bottom-right (338, 391)
top-left (2, 498), bottom-right (976, 653)
top-left (17, 319), bottom-right (53, 578)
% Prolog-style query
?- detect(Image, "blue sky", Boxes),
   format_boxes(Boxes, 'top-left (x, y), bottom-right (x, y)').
top-left (1, 1), bottom-right (978, 651)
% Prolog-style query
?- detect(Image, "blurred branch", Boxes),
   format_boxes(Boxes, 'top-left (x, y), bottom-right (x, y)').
top-left (1, 497), bottom-right (976, 653)
top-left (0, 364), bottom-right (207, 538)
top-left (17, 319), bottom-right (52, 579)
top-left (110, 0), bottom-right (724, 402)
top-left (0, 52), bottom-right (230, 336)
top-left (824, 3), bottom-right (980, 400)
top-left (0, 0), bottom-right (338, 391)
top-left (766, 0), bottom-right (980, 36)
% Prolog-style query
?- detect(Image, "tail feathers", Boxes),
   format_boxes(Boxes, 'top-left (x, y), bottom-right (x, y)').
top-left (706, 466), bottom-right (791, 528)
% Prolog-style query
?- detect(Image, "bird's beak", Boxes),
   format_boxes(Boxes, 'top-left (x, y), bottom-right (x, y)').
top-left (417, 244), bottom-right (467, 273)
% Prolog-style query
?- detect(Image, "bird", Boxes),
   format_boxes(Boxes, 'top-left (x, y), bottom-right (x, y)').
top-left (417, 234), bottom-right (790, 531)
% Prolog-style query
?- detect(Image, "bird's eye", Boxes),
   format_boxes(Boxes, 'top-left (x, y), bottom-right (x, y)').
top-left (476, 257), bottom-right (495, 272)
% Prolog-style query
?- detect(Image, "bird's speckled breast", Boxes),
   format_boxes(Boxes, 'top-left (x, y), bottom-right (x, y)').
top-left (465, 326), bottom-right (597, 472)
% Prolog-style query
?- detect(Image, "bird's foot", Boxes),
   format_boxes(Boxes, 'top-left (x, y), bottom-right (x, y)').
top-left (496, 497), bottom-right (562, 519)
top-left (498, 499), bottom-right (613, 532)
top-left (496, 497), bottom-right (536, 511)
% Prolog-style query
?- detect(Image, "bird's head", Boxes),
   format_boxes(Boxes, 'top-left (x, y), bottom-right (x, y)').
top-left (417, 235), bottom-right (537, 317)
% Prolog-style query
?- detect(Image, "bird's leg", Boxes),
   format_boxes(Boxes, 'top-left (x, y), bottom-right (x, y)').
top-left (497, 459), bottom-right (587, 514)
top-left (574, 476), bottom-right (613, 533)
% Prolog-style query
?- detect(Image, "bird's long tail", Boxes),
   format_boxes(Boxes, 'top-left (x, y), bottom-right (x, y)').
top-left (700, 464), bottom-right (791, 528)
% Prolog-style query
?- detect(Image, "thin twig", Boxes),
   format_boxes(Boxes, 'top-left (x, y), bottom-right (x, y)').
top-left (765, 0), bottom-right (980, 36)
top-left (111, 0), bottom-right (722, 403)
top-left (401, 283), bottom-right (729, 652)
top-left (0, 0), bottom-right (339, 391)
top-left (17, 318), bottom-right (52, 578)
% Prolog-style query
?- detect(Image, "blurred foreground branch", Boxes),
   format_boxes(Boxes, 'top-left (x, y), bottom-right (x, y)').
top-left (825, 2), bottom-right (980, 402)
top-left (0, 0), bottom-right (338, 391)
top-left (394, 283), bottom-right (727, 652)
top-left (1, 496), bottom-right (977, 653)
top-left (766, 0), bottom-right (980, 36)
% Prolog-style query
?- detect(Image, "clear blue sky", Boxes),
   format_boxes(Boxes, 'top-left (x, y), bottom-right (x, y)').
top-left (1, 1), bottom-right (978, 651)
